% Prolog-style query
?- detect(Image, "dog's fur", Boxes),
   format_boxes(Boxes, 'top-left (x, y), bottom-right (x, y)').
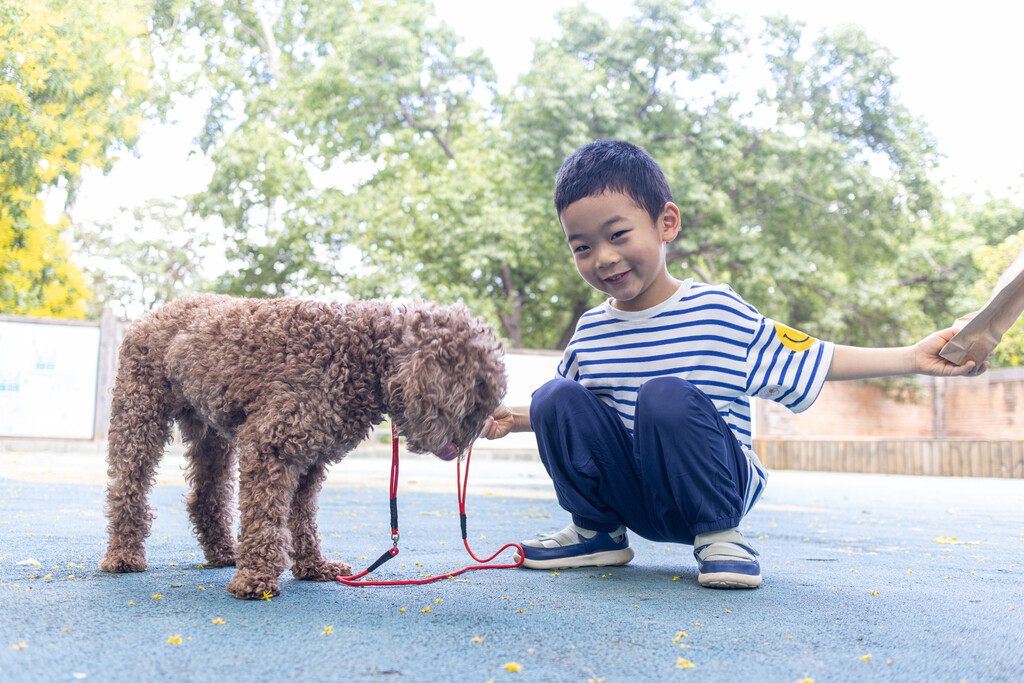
top-left (99, 294), bottom-right (506, 599)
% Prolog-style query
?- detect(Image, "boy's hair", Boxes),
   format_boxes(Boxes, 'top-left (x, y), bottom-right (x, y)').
top-left (554, 140), bottom-right (673, 223)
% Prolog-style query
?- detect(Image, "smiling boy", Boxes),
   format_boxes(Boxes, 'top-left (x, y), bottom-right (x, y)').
top-left (481, 140), bottom-right (984, 589)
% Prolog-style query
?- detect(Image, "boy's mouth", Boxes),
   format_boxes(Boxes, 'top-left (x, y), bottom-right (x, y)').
top-left (604, 271), bottom-right (630, 286)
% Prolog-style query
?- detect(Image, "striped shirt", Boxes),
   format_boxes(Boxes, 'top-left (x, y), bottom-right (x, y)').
top-left (557, 279), bottom-right (834, 460)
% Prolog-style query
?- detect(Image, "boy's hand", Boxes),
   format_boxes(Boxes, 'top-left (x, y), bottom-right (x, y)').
top-left (481, 405), bottom-right (516, 440)
top-left (913, 327), bottom-right (989, 377)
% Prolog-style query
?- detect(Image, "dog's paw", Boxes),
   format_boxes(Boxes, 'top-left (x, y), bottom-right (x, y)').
top-left (203, 547), bottom-right (236, 568)
top-left (292, 559), bottom-right (353, 581)
top-left (99, 551), bottom-right (147, 573)
top-left (226, 569), bottom-right (280, 600)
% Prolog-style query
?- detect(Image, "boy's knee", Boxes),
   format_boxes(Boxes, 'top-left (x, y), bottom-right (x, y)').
top-left (637, 377), bottom-right (715, 424)
top-left (531, 377), bottom-right (585, 417)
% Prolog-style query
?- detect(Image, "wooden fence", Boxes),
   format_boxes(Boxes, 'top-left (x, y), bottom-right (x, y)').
top-left (754, 438), bottom-right (1024, 478)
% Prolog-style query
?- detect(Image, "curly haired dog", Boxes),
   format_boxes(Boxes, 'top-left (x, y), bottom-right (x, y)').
top-left (99, 294), bottom-right (506, 599)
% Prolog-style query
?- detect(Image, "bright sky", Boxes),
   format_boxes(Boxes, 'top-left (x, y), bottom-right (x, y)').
top-left (73, 0), bottom-right (1024, 226)
top-left (432, 0), bottom-right (1024, 198)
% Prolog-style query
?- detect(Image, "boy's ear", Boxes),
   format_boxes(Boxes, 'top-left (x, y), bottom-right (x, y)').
top-left (659, 202), bottom-right (681, 242)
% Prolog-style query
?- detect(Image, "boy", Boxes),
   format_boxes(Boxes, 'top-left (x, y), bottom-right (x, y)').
top-left (480, 139), bottom-right (985, 589)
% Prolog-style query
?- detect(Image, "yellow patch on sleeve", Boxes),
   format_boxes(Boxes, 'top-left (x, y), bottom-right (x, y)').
top-left (774, 322), bottom-right (816, 352)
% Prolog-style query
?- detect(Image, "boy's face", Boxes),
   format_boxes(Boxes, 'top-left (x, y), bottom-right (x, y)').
top-left (560, 191), bottom-right (681, 312)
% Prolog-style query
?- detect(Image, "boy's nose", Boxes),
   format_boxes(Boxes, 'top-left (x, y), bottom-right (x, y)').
top-left (595, 246), bottom-right (620, 270)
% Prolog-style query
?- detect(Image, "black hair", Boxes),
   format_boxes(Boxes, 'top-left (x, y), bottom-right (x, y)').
top-left (554, 140), bottom-right (673, 223)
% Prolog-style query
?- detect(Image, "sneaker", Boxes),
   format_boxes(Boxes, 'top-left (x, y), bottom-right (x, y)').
top-left (515, 524), bottom-right (634, 570)
top-left (693, 529), bottom-right (762, 589)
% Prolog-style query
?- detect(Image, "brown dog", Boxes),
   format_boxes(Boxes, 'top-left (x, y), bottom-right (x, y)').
top-left (99, 294), bottom-right (506, 599)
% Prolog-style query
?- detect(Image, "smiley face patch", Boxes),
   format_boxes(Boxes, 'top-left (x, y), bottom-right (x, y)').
top-left (774, 322), bottom-right (816, 352)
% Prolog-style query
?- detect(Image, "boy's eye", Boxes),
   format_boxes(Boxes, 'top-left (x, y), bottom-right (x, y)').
top-left (573, 244), bottom-right (589, 254)
top-left (611, 230), bottom-right (628, 240)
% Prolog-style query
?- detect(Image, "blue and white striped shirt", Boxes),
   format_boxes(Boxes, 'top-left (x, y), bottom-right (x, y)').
top-left (557, 279), bottom-right (834, 459)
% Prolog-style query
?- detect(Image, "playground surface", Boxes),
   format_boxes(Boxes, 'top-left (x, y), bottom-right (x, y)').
top-left (1, 449), bottom-right (1022, 682)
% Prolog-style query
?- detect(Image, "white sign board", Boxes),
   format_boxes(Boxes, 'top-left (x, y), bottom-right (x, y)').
top-left (0, 320), bottom-right (100, 439)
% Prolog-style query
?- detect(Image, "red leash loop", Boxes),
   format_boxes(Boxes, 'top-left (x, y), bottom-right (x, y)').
top-left (336, 427), bottom-right (523, 587)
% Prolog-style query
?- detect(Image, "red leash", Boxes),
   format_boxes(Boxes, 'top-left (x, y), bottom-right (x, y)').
top-left (335, 426), bottom-right (523, 586)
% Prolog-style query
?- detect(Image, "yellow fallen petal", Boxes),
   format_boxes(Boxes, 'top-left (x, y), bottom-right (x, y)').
top-left (859, 654), bottom-right (871, 661)
top-left (152, 594), bottom-right (162, 599)
top-left (471, 637), bottom-right (483, 643)
top-left (322, 626), bottom-right (333, 635)
top-left (504, 662), bottom-right (521, 672)
top-left (676, 658), bottom-right (695, 669)
top-left (421, 607), bottom-right (430, 613)
top-left (167, 635), bottom-right (181, 644)
top-left (212, 618), bottom-right (225, 624)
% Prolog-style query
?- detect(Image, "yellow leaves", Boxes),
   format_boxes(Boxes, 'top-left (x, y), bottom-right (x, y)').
top-left (12, 640), bottom-right (27, 650)
top-left (166, 635), bottom-right (182, 644)
top-left (212, 618), bottom-right (225, 625)
top-left (151, 594), bottom-right (162, 600)
top-left (859, 654), bottom-right (872, 661)
top-left (933, 536), bottom-right (978, 546)
top-left (675, 657), bottom-right (695, 669)
top-left (470, 637), bottom-right (483, 643)
top-left (503, 662), bottom-right (521, 672)
top-left (321, 625), bottom-right (333, 635)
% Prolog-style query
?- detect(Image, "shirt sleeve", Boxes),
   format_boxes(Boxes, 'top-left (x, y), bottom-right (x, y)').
top-left (745, 317), bottom-right (834, 413)
top-left (556, 344), bottom-right (578, 380)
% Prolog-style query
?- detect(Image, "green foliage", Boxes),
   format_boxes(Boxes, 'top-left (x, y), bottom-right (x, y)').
top-left (73, 199), bottom-right (215, 318)
top-left (141, 0), bottom-right (1022, 353)
top-left (0, 0), bottom-right (151, 318)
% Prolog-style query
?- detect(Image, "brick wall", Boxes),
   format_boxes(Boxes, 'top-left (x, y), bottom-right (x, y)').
top-left (755, 367), bottom-right (1024, 439)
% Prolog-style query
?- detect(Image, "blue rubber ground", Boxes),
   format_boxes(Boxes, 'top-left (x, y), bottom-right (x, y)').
top-left (1, 459), bottom-right (1022, 682)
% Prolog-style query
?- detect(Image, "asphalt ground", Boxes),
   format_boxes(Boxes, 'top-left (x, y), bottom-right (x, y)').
top-left (1, 450), bottom-right (1022, 682)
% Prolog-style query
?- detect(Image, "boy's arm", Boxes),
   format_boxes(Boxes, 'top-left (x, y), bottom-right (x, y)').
top-left (826, 327), bottom-right (987, 381)
top-left (480, 404), bottom-right (532, 439)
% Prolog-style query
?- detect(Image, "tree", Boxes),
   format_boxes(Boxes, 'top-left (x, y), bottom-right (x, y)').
top-left (73, 198), bottom-right (215, 318)
top-left (0, 0), bottom-right (152, 317)
top-left (151, 0), bottom-right (1019, 352)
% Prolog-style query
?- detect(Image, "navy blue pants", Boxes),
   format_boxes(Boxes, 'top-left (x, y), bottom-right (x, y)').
top-left (530, 377), bottom-right (755, 545)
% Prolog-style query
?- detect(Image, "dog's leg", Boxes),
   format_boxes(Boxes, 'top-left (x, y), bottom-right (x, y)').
top-left (99, 364), bottom-right (172, 574)
top-left (225, 436), bottom-right (301, 599)
top-left (180, 415), bottom-right (237, 568)
top-left (289, 461), bottom-right (353, 581)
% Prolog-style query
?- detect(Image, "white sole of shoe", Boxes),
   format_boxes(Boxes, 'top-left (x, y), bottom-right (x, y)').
top-left (515, 546), bottom-right (635, 570)
top-left (698, 571), bottom-right (762, 589)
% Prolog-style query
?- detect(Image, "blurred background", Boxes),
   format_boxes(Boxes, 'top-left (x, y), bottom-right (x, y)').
top-left (2, 0), bottom-right (1022, 471)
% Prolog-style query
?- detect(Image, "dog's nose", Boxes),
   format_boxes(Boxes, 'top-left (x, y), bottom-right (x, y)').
top-left (432, 442), bottom-right (460, 461)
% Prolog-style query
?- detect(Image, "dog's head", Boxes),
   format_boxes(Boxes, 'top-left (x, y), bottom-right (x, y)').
top-left (384, 303), bottom-right (507, 459)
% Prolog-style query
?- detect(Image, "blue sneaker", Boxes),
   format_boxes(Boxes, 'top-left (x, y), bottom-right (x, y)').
top-left (515, 524), bottom-right (634, 570)
top-left (693, 529), bottom-right (762, 589)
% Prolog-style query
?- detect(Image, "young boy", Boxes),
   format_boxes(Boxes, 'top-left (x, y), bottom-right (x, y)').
top-left (480, 139), bottom-right (985, 589)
